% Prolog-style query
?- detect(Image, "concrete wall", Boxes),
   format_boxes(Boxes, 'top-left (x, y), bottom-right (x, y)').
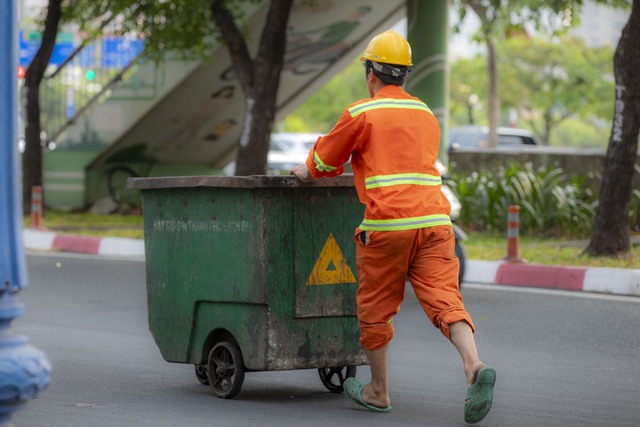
top-left (42, 148), bottom-right (222, 211)
top-left (43, 150), bottom-right (101, 211)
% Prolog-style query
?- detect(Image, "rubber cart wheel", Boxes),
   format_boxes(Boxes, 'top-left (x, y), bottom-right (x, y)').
top-left (318, 366), bottom-right (356, 393)
top-left (207, 341), bottom-right (245, 399)
top-left (194, 363), bottom-right (209, 385)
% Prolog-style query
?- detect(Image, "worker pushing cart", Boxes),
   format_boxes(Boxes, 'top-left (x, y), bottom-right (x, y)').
top-left (291, 30), bottom-right (496, 424)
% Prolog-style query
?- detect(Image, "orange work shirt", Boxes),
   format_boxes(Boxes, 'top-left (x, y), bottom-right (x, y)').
top-left (305, 85), bottom-right (451, 231)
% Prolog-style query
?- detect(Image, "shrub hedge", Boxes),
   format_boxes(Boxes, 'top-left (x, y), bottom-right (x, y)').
top-left (449, 162), bottom-right (640, 238)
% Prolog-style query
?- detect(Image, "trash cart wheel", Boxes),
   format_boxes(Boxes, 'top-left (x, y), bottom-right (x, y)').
top-left (194, 363), bottom-right (209, 385)
top-left (318, 366), bottom-right (356, 393)
top-left (207, 341), bottom-right (245, 399)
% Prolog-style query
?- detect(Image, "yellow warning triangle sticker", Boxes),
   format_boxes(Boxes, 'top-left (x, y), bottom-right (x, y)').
top-left (306, 233), bottom-right (357, 286)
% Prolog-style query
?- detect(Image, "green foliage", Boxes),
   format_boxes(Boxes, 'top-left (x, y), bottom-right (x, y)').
top-left (498, 36), bottom-right (614, 141)
top-left (448, 34), bottom-right (615, 146)
top-left (551, 117), bottom-right (611, 149)
top-left (66, 0), bottom-right (253, 62)
top-left (450, 162), bottom-right (599, 237)
top-left (449, 54), bottom-right (488, 127)
top-left (452, 0), bottom-right (630, 40)
top-left (451, 0), bottom-right (582, 39)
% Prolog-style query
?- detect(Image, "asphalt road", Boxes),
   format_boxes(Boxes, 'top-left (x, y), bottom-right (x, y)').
top-left (11, 252), bottom-right (640, 427)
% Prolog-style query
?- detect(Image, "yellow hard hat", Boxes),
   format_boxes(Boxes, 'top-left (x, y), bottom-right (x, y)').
top-left (360, 30), bottom-right (412, 67)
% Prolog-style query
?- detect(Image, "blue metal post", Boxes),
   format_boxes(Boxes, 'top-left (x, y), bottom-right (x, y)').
top-left (0, 0), bottom-right (51, 424)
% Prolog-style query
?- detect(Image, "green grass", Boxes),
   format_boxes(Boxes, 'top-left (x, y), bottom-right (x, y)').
top-left (464, 231), bottom-right (640, 269)
top-left (24, 211), bottom-right (640, 269)
top-left (25, 211), bottom-right (144, 239)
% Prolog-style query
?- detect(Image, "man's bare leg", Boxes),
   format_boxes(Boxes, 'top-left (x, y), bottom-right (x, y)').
top-left (450, 321), bottom-right (485, 386)
top-left (360, 344), bottom-right (391, 408)
top-left (451, 320), bottom-right (496, 423)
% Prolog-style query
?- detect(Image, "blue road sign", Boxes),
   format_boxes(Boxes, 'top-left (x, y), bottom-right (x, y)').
top-left (101, 38), bottom-right (144, 68)
top-left (19, 30), bottom-right (74, 67)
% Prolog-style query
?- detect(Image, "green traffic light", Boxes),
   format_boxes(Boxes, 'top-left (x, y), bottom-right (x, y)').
top-left (85, 70), bottom-right (96, 81)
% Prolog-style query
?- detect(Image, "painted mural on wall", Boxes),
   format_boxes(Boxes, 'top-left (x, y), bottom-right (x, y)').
top-left (154, 85), bottom-right (237, 155)
top-left (283, 5), bottom-right (371, 74)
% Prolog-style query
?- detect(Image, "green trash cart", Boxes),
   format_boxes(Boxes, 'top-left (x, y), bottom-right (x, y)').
top-left (128, 175), bottom-right (368, 399)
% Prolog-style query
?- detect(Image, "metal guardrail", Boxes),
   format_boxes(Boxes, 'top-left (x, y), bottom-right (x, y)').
top-left (40, 34), bottom-right (144, 144)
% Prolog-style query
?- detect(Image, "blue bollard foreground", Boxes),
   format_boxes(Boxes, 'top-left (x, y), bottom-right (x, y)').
top-left (0, 0), bottom-right (51, 425)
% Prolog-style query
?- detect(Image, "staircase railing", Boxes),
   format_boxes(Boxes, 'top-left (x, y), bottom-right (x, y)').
top-left (40, 33), bottom-right (144, 144)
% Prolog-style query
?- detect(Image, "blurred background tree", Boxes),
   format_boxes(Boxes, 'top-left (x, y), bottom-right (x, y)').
top-left (286, 33), bottom-right (617, 151)
top-left (498, 36), bottom-right (614, 145)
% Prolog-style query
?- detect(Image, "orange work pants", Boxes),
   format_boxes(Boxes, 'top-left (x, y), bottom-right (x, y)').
top-left (354, 225), bottom-right (474, 351)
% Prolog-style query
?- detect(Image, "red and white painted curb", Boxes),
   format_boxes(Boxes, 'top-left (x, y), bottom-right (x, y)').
top-left (23, 228), bottom-right (145, 258)
top-left (22, 228), bottom-right (640, 297)
top-left (466, 260), bottom-right (640, 297)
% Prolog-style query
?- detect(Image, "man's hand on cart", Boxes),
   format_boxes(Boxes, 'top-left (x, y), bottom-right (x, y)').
top-left (290, 164), bottom-right (314, 182)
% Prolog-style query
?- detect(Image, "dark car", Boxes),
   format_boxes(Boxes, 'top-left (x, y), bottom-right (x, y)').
top-left (448, 126), bottom-right (539, 152)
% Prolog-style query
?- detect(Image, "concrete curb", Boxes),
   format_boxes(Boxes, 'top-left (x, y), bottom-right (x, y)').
top-left (466, 260), bottom-right (640, 297)
top-left (23, 228), bottom-right (145, 258)
top-left (22, 229), bottom-right (640, 297)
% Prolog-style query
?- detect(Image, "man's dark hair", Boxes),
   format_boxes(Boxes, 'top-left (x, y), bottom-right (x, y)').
top-left (365, 60), bottom-right (408, 86)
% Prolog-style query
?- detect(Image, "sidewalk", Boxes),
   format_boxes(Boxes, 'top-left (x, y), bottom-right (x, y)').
top-left (22, 228), bottom-right (640, 297)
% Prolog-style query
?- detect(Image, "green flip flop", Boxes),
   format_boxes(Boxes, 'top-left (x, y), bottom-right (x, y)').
top-left (343, 378), bottom-right (392, 413)
top-left (464, 367), bottom-right (496, 424)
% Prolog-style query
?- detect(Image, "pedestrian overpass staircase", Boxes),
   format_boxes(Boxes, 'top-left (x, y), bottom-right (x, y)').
top-left (41, 0), bottom-right (405, 211)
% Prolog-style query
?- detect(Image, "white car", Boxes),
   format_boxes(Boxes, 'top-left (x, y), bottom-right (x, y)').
top-left (267, 132), bottom-right (322, 174)
top-left (447, 126), bottom-right (539, 153)
top-left (223, 132), bottom-right (321, 175)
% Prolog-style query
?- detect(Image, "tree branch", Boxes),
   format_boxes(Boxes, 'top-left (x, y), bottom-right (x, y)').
top-left (466, 0), bottom-right (492, 32)
top-left (549, 110), bottom-right (573, 127)
top-left (256, 0), bottom-right (293, 76)
top-left (25, 0), bottom-right (62, 86)
top-left (210, 0), bottom-right (254, 91)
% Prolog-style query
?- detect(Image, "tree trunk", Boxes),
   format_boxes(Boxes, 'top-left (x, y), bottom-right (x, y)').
top-left (543, 110), bottom-right (552, 145)
top-left (486, 37), bottom-right (499, 146)
top-left (211, 0), bottom-right (293, 176)
top-left (466, 0), bottom-right (500, 147)
top-left (586, 0), bottom-right (640, 256)
top-left (22, 0), bottom-right (62, 214)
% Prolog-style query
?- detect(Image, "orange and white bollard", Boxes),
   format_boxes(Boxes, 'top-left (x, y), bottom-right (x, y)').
top-left (31, 185), bottom-right (43, 229)
top-left (506, 204), bottom-right (523, 262)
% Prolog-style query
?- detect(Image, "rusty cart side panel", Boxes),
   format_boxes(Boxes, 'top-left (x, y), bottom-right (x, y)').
top-left (141, 185), bottom-right (266, 362)
top-left (185, 183), bottom-right (295, 370)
